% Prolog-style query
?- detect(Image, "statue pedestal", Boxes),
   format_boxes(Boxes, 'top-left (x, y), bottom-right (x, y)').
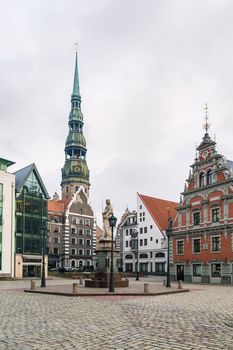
top-left (85, 239), bottom-right (129, 288)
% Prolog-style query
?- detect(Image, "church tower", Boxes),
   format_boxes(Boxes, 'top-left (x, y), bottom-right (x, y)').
top-left (61, 53), bottom-right (90, 199)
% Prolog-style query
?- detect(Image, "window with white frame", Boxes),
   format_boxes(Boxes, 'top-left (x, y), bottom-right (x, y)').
top-left (176, 240), bottom-right (184, 254)
top-left (71, 248), bottom-right (76, 255)
top-left (71, 238), bottom-right (76, 245)
top-left (193, 211), bottom-right (200, 226)
top-left (86, 229), bottom-right (91, 236)
top-left (199, 172), bottom-right (205, 187)
top-left (193, 264), bottom-right (201, 276)
top-left (207, 169), bottom-right (214, 185)
top-left (211, 236), bottom-right (221, 252)
top-left (211, 206), bottom-right (220, 222)
top-left (193, 238), bottom-right (201, 253)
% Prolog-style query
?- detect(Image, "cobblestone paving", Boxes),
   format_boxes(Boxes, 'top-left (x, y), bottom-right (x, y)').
top-left (0, 282), bottom-right (233, 349)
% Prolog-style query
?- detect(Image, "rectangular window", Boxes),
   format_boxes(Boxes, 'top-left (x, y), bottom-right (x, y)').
top-left (150, 251), bottom-right (153, 258)
top-left (177, 240), bottom-right (184, 254)
top-left (53, 248), bottom-right (59, 255)
top-left (193, 212), bottom-right (200, 225)
top-left (155, 262), bottom-right (165, 273)
top-left (140, 239), bottom-right (143, 246)
top-left (78, 229), bottom-right (84, 235)
top-left (86, 239), bottom-right (91, 246)
top-left (53, 237), bottom-right (59, 244)
top-left (130, 229), bottom-right (133, 235)
top-left (71, 238), bottom-right (76, 245)
top-left (126, 229), bottom-right (128, 236)
top-left (150, 225), bottom-right (153, 229)
top-left (71, 227), bottom-right (76, 234)
top-left (150, 237), bottom-right (153, 241)
top-left (211, 263), bottom-right (221, 277)
top-left (144, 227), bottom-right (147, 233)
top-left (86, 250), bottom-right (91, 256)
top-left (85, 219), bottom-right (90, 226)
top-left (140, 228), bottom-right (143, 234)
top-left (126, 241), bottom-right (129, 248)
top-left (79, 249), bottom-right (83, 256)
top-left (155, 239), bottom-right (158, 244)
top-left (211, 236), bottom-right (221, 252)
top-left (193, 238), bottom-right (201, 253)
top-left (144, 239), bottom-right (147, 246)
top-left (71, 249), bottom-right (76, 255)
top-left (86, 229), bottom-right (91, 236)
top-left (79, 239), bottom-right (83, 245)
top-left (140, 205), bottom-right (142, 209)
top-left (72, 217), bottom-right (77, 224)
top-left (193, 264), bottom-right (201, 276)
top-left (212, 207), bottom-right (220, 222)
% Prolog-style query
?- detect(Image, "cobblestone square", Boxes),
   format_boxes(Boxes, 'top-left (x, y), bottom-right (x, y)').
top-left (0, 279), bottom-right (233, 349)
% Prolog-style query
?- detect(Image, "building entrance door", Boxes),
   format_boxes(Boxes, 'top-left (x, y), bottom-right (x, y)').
top-left (177, 265), bottom-right (184, 281)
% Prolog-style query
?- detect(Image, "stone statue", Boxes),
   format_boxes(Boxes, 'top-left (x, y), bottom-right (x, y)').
top-left (102, 199), bottom-right (113, 240)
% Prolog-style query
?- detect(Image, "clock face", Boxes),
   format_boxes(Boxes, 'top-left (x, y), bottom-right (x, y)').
top-left (73, 165), bottom-right (81, 173)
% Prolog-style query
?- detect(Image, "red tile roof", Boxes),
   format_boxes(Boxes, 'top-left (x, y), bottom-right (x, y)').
top-left (138, 193), bottom-right (178, 231)
top-left (48, 198), bottom-right (71, 213)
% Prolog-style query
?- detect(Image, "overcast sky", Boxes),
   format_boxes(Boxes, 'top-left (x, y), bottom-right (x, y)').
top-left (1, 0), bottom-right (233, 225)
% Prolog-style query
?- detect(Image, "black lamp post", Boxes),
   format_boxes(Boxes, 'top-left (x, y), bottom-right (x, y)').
top-left (131, 230), bottom-right (139, 281)
top-left (109, 214), bottom-right (117, 293)
top-left (166, 217), bottom-right (173, 288)
top-left (41, 224), bottom-right (48, 288)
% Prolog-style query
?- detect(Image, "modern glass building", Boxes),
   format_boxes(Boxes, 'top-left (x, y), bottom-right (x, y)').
top-left (14, 164), bottom-right (49, 278)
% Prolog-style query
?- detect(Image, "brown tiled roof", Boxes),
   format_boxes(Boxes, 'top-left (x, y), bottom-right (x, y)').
top-left (138, 193), bottom-right (178, 231)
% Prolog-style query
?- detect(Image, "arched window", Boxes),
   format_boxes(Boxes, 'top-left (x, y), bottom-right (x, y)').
top-left (71, 260), bottom-right (76, 267)
top-left (199, 173), bottom-right (205, 187)
top-left (125, 254), bottom-right (133, 259)
top-left (139, 253), bottom-right (148, 259)
top-left (79, 260), bottom-right (83, 267)
top-left (155, 252), bottom-right (165, 258)
top-left (207, 170), bottom-right (214, 185)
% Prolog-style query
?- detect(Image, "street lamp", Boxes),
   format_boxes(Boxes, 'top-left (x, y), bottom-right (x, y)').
top-left (41, 224), bottom-right (48, 288)
top-left (166, 217), bottom-right (173, 288)
top-left (109, 214), bottom-right (117, 293)
top-left (131, 229), bottom-right (139, 281)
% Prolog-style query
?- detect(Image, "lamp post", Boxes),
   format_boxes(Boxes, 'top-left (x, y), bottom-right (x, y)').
top-left (41, 224), bottom-right (48, 288)
top-left (131, 229), bottom-right (139, 281)
top-left (166, 217), bottom-right (173, 288)
top-left (109, 214), bottom-right (117, 293)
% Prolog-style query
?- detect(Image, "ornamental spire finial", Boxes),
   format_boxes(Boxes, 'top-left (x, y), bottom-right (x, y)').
top-left (203, 102), bottom-right (210, 134)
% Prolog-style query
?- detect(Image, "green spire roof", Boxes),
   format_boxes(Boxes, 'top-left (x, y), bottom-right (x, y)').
top-left (72, 53), bottom-right (80, 97)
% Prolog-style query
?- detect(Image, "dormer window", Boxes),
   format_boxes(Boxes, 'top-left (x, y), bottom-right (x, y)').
top-left (199, 173), bottom-right (205, 187)
top-left (207, 169), bottom-right (214, 185)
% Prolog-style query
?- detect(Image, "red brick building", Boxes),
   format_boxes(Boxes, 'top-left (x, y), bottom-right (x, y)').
top-left (172, 125), bottom-right (233, 284)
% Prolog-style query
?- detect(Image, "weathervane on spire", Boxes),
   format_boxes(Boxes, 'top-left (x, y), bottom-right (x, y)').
top-left (75, 42), bottom-right (78, 54)
top-left (203, 102), bottom-right (210, 134)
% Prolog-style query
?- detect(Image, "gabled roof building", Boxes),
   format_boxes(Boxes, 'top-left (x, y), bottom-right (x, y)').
top-left (172, 115), bottom-right (233, 284)
top-left (118, 193), bottom-right (177, 274)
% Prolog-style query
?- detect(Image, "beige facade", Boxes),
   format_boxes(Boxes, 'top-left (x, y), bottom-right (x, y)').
top-left (0, 163), bottom-right (15, 278)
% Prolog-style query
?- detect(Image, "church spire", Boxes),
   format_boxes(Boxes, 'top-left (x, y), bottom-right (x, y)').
top-left (61, 52), bottom-right (90, 200)
top-left (72, 52), bottom-right (80, 97)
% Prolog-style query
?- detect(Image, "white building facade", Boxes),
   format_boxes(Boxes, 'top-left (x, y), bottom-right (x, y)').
top-left (0, 158), bottom-right (15, 278)
top-left (120, 193), bottom-right (178, 274)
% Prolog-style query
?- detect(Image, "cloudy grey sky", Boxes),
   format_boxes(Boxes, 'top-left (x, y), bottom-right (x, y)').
top-left (1, 0), bottom-right (233, 225)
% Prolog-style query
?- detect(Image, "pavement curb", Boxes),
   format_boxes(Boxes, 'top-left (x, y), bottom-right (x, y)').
top-left (24, 288), bottom-right (190, 297)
